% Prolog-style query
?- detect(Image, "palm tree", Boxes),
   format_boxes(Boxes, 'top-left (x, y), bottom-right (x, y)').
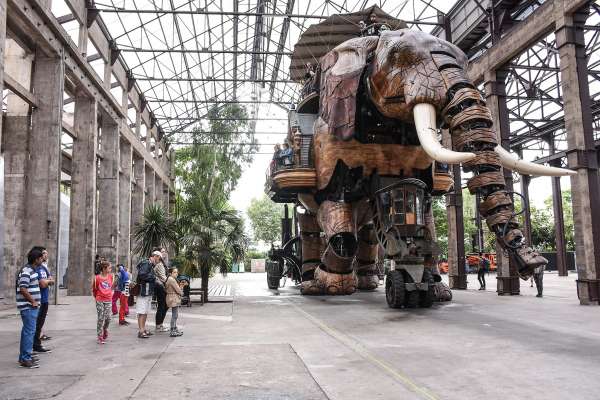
top-left (132, 204), bottom-right (178, 258)
top-left (179, 192), bottom-right (248, 303)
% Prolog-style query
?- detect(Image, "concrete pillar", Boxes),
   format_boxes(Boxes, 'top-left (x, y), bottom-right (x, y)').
top-left (96, 119), bottom-right (120, 263)
top-left (145, 166), bottom-right (155, 207)
top-left (551, 171), bottom-right (568, 276)
top-left (118, 139), bottom-right (133, 267)
top-left (0, 0), bottom-right (6, 145)
top-left (162, 182), bottom-right (170, 212)
top-left (556, 5), bottom-right (600, 304)
top-left (23, 54), bottom-right (64, 300)
top-left (484, 68), bottom-right (519, 295)
top-left (154, 176), bottom-right (163, 210)
top-left (67, 93), bottom-right (97, 295)
top-left (1, 40), bottom-right (33, 301)
top-left (131, 156), bottom-right (145, 264)
top-left (444, 130), bottom-right (466, 289)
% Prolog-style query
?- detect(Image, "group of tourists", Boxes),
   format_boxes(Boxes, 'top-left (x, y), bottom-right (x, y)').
top-left (15, 247), bottom-right (54, 369)
top-left (131, 249), bottom-right (187, 339)
top-left (16, 246), bottom-right (188, 369)
top-left (272, 142), bottom-right (294, 167)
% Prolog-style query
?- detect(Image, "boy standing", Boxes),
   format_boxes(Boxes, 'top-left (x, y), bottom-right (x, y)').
top-left (16, 249), bottom-right (44, 368)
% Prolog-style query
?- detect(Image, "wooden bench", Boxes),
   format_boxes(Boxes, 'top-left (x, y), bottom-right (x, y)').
top-left (184, 288), bottom-right (206, 307)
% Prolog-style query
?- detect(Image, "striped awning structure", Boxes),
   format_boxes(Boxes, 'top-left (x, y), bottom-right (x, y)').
top-left (290, 5), bottom-right (407, 81)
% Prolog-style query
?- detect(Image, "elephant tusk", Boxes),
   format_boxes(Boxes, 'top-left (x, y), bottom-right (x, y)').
top-left (494, 146), bottom-right (577, 177)
top-left (413, 103), bottom-right (476, 164)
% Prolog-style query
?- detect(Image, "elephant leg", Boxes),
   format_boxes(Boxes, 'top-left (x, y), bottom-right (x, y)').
top-left (444, 86), bottom-right (546, 280)
top-left (297, 213), bottom-right (325, 295)
top-left (310, 200), bottom-right (358, 295)
top-left (355, 224), bottom-right (380, 291)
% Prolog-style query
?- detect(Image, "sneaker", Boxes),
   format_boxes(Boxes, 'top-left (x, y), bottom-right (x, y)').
top-left (536, 294), bottom-right (543, 298)
top-left (31, 356), bottom-right (39, 363)
top-left (19, 360), bottom-right (39, 369)
top-left (102, 329), bottom-right (109, 340)
top-left (32, 347), bottom-right (52, 354)
top-left (156, 325), bottom-right (170, 333)
top-left (97, 336), bottom-right (105, 344)
top-left (41, 335), bottom-right (52, 341)
top-left (119, 320), bottom-right (130, 326)
top-left (170, 330), bottom-right (183, 337)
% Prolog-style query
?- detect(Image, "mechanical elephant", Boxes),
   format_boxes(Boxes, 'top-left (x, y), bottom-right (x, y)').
top-left (297, 28), bottom-right (575, 302)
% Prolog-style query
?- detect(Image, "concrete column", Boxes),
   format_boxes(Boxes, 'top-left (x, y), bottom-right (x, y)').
top-left (0, 0), bottom-right (6, 145)
top-left (485, 69), bottom-right (519, 295)
top-left (67, 93), bottom-right (97, 295)
top-left (1, 40), bottom-right (33, 301)
top-left (131, 156), bottom-right (145, 265)
top-left (551, 171), bottom-right (568, 276)
top-left (162, 182), bottom-right (170, 212)
top-left (96, 119), bottom-right (120, 263)
top-left (118, 139), bottom-right (133, 267)
top-left (556, 5), bottom-right (600, 304)
top-left (444, 130), bottom-right (466, 289)
top-left (24, 54), bottom-right (64, 300)
top-left (145, 166), bottom-right (155, 207)
top-left (154, 176), bottom-right (163, 210)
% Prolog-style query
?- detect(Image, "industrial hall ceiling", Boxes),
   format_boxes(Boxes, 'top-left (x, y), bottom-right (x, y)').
top-left (47, 0), bottom-right (600, 159)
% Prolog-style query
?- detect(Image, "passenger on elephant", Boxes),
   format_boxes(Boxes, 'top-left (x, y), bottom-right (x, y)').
top-left (359, 15), bottom-right (390, 37)
top-left (279, 142), bottom-right (294, 167)
top-left (272, 144), bottom-right (281, 167)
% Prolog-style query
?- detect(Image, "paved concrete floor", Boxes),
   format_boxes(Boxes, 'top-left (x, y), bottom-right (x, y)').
top-left (1, 272), bottom-right (599, 400)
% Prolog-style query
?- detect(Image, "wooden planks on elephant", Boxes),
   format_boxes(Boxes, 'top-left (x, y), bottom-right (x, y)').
top-left (314, 120), bottom-right (433, 190)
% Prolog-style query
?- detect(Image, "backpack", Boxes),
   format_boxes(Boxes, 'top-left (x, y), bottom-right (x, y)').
top-left (136, 260), bottom-right (153, 283)
top-left (481, 258), bottom-right (490, 271)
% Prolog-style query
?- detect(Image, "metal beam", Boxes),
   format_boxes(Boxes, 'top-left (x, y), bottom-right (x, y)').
top-left (146, 99), bottom-right (290, 104)
top-left (95, 8), bottom-right (329, 19)
top-left (468, 0), bottom-right (589, 84)
top-left (135, 77), bottom-right (295, 83)
top-left (118, 48), bottom-right (292, 55)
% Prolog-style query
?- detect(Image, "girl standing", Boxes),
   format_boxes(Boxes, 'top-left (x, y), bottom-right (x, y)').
top-left (165, 267), bottom-right (184, 337)
top-left (92, 261), bottom-right (113, 344)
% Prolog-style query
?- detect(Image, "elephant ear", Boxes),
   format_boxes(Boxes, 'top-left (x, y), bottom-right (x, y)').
top-left (319, 36), bottom-right (379, 141)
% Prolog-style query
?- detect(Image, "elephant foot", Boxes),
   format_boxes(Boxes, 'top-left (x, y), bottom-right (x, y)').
top-left (301, 267), bottom-right (357, 295)
top-left (300, 279), bottom-right (324, 295)
top-left (433, 282), bottom-right (452, 302)
top-left (509, 245), bottom-right (547, 280)
top-left (357, 274), bottom-right (379, 291)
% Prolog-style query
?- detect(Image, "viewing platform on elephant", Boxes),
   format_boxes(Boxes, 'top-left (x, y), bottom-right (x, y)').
top-left (265, 102), bottom-right (318, 203)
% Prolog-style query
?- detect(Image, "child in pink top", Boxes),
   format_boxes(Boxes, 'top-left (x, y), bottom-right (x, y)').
top-left (92, 260), bottom-right (113, 344)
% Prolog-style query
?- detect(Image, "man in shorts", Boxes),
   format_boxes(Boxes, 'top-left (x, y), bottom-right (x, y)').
top-left (136, 251), bottom-right (161, 339)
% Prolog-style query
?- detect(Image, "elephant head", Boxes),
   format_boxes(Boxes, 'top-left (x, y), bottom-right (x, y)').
top-left (318, 29), bottom-right (575, 176)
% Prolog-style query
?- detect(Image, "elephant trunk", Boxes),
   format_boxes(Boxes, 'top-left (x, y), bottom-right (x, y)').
top-left (441, 84), bottom-right (547, 278)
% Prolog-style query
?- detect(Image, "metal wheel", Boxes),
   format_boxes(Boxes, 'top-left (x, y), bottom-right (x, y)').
top-left (385, 270), bottom-right (405, 308)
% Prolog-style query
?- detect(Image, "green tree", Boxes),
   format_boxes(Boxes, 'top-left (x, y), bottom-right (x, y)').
top-left (172, 104), bottom-right (257, 301)
top-left (132, 204), bottom-right (178, 257)
top-left (247, 194), bottom-right (284, 245)
top-left (178, 192), bottom-right (248, 302)
top-left (431, 197), bottom-right (448, 258)
top-left (528, 189), bottom-right (574, 251)
top-left (175, 104), bottom-right (258, 204)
